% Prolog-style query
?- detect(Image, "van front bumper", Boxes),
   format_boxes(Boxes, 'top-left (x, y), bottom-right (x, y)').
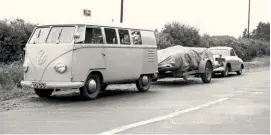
top-left (20, 81), bottom-right (84, 89)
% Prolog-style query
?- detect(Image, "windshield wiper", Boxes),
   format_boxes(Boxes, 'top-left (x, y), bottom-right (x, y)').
top-left (56, 29), bottom-right (63, 44)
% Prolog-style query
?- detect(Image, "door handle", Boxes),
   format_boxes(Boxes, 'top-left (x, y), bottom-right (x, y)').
top-left (101, 53), bottom-right (106, 56)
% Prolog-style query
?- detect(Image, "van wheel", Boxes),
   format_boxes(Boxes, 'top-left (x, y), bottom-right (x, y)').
top-left (136, 75), bottom-right (151, 92)
top-left (201, 61), bottom-right (213, 83)
top-left (34, 89), bottom-right (53, 98)
top-left (80, 74), bottom-right (101, 100)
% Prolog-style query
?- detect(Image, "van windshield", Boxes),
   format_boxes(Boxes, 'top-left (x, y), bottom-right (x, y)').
top-left (28, 27), bottom-right (50, 44)
top-left (46, 26), bottom-right (75, 43)
top-left (28, 26), bottom-right (76, 44)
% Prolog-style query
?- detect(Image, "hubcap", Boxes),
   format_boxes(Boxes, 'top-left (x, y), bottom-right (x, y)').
top-left (142, 76), bottom-right (149, 86)
top-left (240, 67), bottom-right (242, 73)
top-left (88, 79), bottom-right (97, 93)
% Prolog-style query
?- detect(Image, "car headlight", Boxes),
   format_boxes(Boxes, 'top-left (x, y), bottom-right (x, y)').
top-left (54, 63), bottom-right (67, 74)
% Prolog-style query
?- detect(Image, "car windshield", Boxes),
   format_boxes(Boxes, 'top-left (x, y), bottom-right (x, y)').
top-left (210, 49), bottom-right (230, 56)
top-left (28, 27), bottom-right (50, 44)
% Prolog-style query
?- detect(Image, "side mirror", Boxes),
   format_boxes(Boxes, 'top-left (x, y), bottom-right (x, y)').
top-left (74, 33), bottom-right (80, 39)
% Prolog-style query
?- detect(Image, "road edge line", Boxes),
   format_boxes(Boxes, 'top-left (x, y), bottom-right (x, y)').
top-left (98, 97), bottom-right (229, 135)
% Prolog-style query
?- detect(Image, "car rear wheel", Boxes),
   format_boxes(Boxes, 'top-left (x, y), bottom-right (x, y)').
top-left (101, 84), bottom-right (108, 91)
top-left (34, 89), bottom-right (53, 98)
top-left (136, 75), bottom-right (151, 92)
top-left (80, 74), bottom-right (101, 100)
top-left (236, 66), bottom-right (243, 75)
top-left (201, 61), bottom-right (213, 83)
top-left (222, 65), bottom-right (229, 77)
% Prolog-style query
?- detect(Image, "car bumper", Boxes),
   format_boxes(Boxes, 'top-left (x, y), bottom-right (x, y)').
top-left (20, 81), bottom-right (84, 89)
top-left (213, 66), bottom-right (226, 72)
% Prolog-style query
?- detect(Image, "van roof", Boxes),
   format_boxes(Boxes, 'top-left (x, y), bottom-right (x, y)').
top-left (37, 21), bottom-right (154, 31)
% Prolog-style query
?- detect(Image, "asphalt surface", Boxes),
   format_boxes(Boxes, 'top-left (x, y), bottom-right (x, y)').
top-left (0, 68), bottom-right (270, 134)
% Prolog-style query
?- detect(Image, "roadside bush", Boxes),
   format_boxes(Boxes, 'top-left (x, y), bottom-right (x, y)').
top-left (0, 18), bottom-right (35, 63)
top-left (0, 61), bottom-right (23, 90)
top-left (0, 61), bottom-right (29, 100)
top-left (199, 35), bottom-right (270, 61)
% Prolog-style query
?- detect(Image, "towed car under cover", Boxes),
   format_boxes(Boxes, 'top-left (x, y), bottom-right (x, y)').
top-left (158, 46), bottom-right (214, 72)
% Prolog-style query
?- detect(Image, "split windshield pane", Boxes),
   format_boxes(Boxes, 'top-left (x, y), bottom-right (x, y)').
top-left (46, 26), bottom-right (75, 43)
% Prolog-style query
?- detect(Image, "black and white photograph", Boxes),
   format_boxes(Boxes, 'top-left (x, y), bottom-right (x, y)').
top-left (0, 0), bottom-right (270, 134)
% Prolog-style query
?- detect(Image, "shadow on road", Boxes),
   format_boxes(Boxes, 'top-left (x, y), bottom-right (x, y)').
top-left (28, 89), bottom-right (158, 104)
top-left (26, 74), bottom-right (240, 104)
top-left (212, 73), bottom-right (241, 78)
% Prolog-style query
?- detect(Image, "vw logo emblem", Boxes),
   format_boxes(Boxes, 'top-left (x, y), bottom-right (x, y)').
top-left (36, 50), bottom-right (47, 65)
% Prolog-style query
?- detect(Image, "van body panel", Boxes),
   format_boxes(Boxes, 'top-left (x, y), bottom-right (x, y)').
top-left (103, 45), bottom-right (143, 82)
top-left (71, 44), bottom-right (106, 82)
top-left (24, 44), bottom-right (73, 82)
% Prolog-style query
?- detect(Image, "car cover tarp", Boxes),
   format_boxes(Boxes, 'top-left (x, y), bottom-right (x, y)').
top-left (158, 46), bottom-right (213, 72)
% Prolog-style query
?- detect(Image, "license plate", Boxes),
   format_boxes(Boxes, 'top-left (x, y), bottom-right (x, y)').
top-left (32, 82), bottom-right (46, 88)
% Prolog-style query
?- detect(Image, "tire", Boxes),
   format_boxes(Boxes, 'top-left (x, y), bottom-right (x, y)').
top-left (136, 75), bottom-right (151, 92)
top-left (34, 89), bottom-right (53, 98)
top-left (101, 84), bottom-right (108, 91)
top-left (201, 61), bottom-right (213, 83)
top-left (236, 66), bottom-right (243, 75)
top-left (221, 65), bottom-right (229, 77)
top-left (80, 74), bottom-right (101, 100)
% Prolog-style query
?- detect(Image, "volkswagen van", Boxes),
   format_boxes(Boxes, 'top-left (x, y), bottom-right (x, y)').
top-left (20, 22), bottom-right (158, 100)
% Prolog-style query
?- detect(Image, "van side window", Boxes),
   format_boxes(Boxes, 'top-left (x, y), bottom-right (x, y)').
top-left (85, 28), bottom-right (103, 44)
top-left (118, 29), bottom-right (130, 45)
top-left (131, 30), bottom-right (142, 45)
top-left (104, 28), bottom-right (117, 44)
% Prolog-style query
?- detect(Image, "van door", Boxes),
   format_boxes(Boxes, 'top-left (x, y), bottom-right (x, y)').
top-left (72, 26), bottom-right (106, 81)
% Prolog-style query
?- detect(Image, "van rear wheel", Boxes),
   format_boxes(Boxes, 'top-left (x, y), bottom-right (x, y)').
top-left (136, 75), bottom-right (151, 92)
top-left (80, 74), bottom-right (101, 100)
top-left (34, 89), bottom-right (53, 98)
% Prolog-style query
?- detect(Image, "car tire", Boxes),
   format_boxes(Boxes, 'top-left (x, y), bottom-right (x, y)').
top-left (34, 89), bottom-right (54, 98)
top-left (136, 75), bottom-right (151, 92)
top-left (101, 84), bottom-right (108, 91)
top-left (152, 78), bottom-right (158, 82)
top-left (236, 66), bottom-right (243, 75)
top-left (222, 65), bottom-right (229, 77)
top-left (201, 61), bottom-right (213, 83)
top-left (80, 74), bottom-right (101, 100)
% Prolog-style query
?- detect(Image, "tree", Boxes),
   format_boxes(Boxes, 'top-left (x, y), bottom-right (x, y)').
top-left (160, 21), bottom-right (200, 47)
top-left (154, 30), bottom-right (174, 49)
top-left (242, 28), bottom-right (248, 38)
top-left (251, 22), bottom-right (270, 41)
top-left (242, 22), bottom-right (270, 42)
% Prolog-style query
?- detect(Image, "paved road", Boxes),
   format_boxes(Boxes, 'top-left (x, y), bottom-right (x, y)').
top-left (0, 68), bottom-right (269, 134)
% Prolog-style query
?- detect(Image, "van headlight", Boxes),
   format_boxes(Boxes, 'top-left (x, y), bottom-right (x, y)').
top-left (54, 63), bottom-right (67, 74)
top-left (23, 62), bottom-right (29, 73)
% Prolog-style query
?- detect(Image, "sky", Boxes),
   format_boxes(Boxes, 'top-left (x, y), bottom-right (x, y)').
top-left (0, 0), bottom-right (270, 38)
